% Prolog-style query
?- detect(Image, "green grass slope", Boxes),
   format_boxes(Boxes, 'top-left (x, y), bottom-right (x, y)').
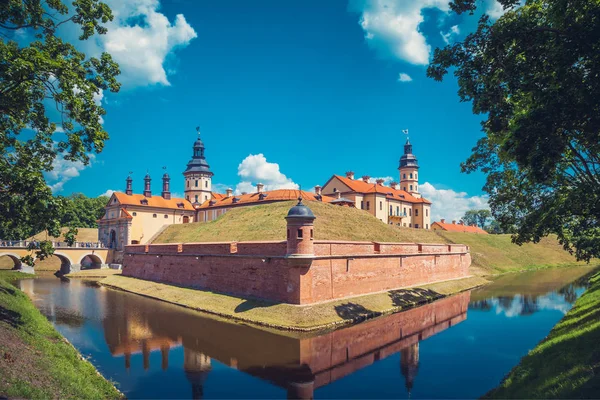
top-left (154, 201), bottom-right (589, 276)
top-left (486, 271), bottom-right (600, 398)
top-left (155, 201), bottom-right (445, 243)
top-left (0, 271), bottom-right (122, 398)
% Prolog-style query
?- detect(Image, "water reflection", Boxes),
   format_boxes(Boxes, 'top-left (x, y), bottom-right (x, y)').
top-left (17, 265), bottom-right (597, 399)
top-left (101, 283), bottom-right (469, 399)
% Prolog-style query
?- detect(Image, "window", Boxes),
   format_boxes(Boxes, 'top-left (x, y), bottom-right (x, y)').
top-left (396, 206), bottom-right (399, 215)
top-left (164, 214), bottom-right (168, 218)
top-left (153, 214), bottom-right (157, 218)
top-left (410, 185), bottom-right (413, 191)
top-left (366, 201), bottom-right (370, 210)
top-left (205, 195), bottom-right (208, 201)
top-left (380, 201), bottom-right (382, 210)
top-left (205, 181), bottom-right (208, 188)
top-left (415, 224), bottom-right (419, 228)
top-left (409, 209), bottom-right (412, 216)
top-left (403, 187), bottom-right (407, 191)
top-left (195, 195), bottom-right (199, 202)
top-left (389, 205), bottom-right (392, 215)
top-left (297, 229), bottom-right (303, 239)
top-left (361, 201), bottom-right (364, 209)
top-left (403, 173), bottom-right (406, 179)
top-left (409, 223), bottom-right (412, 227)
top-left (195, 180), bottom-right (198, 187)
top-left (416, 185), bottom-right (418, 191)
top-left (410, 173), bottom-right (413, 179)
top-left (415, 173), bottom-right (418, 179)
top-left (186, 196), bottom-right (190, 201)
top-left (187, 181), bottom-right (190, 188)
top-left (426, 224), bottom-right (429, 229)
top-left (333, 188), bottom-right (338, 193)
top-left (415, 209), bottom-right (419, 216)
top-left (426, 209), bottom-right (429, 217)
top-left (132, 212), bottom-right (137, 216)
top-left (404, 207), bottom-right (407, 215)
top-left (310, 229), bottom-right (314, 239)
top-left (113, 198), bottom-right (117, 203)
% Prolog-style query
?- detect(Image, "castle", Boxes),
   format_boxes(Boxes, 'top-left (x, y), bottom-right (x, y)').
top-left (98, 130), bottom-right (433, 250)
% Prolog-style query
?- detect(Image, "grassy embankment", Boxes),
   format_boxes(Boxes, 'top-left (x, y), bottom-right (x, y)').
top-left (486, 271), bottom-right (600, 398)
top-left (0, 228), bottom-right (99, 271)
top-left (0, 271), bottom-right (122, 399)
top-left (155, 201), bottom-right (591, 275)
top-left (102, 274), bottom-right (487, 331)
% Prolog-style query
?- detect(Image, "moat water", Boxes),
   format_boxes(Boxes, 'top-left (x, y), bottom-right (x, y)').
top-left (17, 266), bottom-right (597, 399)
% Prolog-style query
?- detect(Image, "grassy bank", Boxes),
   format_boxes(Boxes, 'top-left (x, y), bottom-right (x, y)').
top-left (486, 271), bottom-right (600, 398)
top-left (0, 271), bottom-right (122, 399)
top-left (153, 201), bottom-right (589, 276)
top-left (101, 274), bottom-right (488, 331)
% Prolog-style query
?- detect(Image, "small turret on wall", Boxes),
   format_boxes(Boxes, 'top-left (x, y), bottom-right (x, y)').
top-left (144, 173), bottom-right (152, 197)
top-left (285, 197), bottom-right (315, 266)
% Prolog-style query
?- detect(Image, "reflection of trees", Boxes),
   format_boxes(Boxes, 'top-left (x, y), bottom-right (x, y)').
top-left (559, 285), bottom-right (577, 304)
top-left (469, 300), bottom-right (493, 311)
top-left (520, 295), bottom-right (538, 316)
top-left (55, 310), bottom-right (86, 327)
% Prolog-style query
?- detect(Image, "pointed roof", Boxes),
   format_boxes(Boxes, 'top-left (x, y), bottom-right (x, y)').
top-left (330, 175), bottom-right (431, 204)
top-left (184, 131), bottom-right (213, 176)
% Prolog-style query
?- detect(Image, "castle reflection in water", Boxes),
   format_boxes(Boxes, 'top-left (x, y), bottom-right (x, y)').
top-left (101, 288), bottom-right (470, 399)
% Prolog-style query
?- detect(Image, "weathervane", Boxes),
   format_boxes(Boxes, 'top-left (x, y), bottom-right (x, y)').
top-left (402, 128), bottom-right (409, 141)
top-left (196, 126), bottom-right (201, 137)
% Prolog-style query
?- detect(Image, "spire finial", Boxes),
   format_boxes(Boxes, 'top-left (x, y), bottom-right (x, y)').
top-left (196, 126), bottom-right (200, 136)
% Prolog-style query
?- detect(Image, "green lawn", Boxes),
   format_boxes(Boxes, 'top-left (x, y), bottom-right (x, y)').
top-left (0, 271), bottom-right (122, 399)
top-left (486, 271), bottom-right (600, 398)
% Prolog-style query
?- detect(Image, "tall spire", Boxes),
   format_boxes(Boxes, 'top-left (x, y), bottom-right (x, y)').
top-left (399, 137), bottom-right (419, 169)
top-left (184, 127), bottom-right (213, 176)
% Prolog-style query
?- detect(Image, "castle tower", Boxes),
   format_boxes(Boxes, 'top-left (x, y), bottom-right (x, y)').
top-left (183, 349), bottom-right (212, 399)
top-left (125, 174), bottom-right (133, 195)
top-left (162, 172), bottom-right (171, 200)
top-left (285, 196), bottom-right (316, 262)
top-left (184, 128), bottom-right (213, 204)
top-left (399, 138), bottom-right (420, 198)
top-left (143, 173), bottom-right (152, 197)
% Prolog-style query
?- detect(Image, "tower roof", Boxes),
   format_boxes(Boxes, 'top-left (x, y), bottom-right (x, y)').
top-left (286, 197), bottom-right (316, 220)
top-left (184, 130), bottom-right (213, 176)
top-left (399, 138), bottom-right (419, 169)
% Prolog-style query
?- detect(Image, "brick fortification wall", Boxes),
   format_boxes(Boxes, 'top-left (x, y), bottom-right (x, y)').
top-left (122, 240), bottom-right (471, 305)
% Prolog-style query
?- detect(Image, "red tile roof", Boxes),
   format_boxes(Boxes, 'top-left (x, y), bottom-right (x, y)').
top-left (111, 192), bottom-right (195, 211)
top-left (332, 175), bottom-right (432, 204)
top-left (197, 189), bottom-right (334, 209)
top-left (432, 221), bottom-right (488, 234)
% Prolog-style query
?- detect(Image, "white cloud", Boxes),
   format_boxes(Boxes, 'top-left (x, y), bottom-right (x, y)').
top-left (441, 24), bottom-right (460, 45)
top-left (397, 72), bottom-right (413, 82)
top-left (419, 182), bottom-right (489, 222)
top-left (99, 189), bottom-right (115, 197)
top-left (73, 0), bottom-right (197, 87)
top-left (486, 0), bottom-right (506, 19)
top-left (348, 0), bottom-right (450, 65)
top-left (368, 176), bottom-right (395, 185)
top-left (234, 154), bottom-right (298, 194)
top-left (46, 154), bottom-right (96, 193)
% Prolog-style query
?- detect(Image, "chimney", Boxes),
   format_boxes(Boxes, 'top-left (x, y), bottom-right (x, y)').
top-left (376, 178), bottom-right (385, 185)
top-left (345, 171), bottom-right (355, 180)
top-left (256, 183), bottom-right (264, 193)
top-left (143, 173), bottom-right (152, 197)
top-left (314, 185), bottom-right (322, 196)
top-left (459, 220), bottom-right (464, 225)
top-left (226, 188), bottom-right (233, 198)
top-left (452, 220), bottom-right (456, 224)
top-left (390, 181), bottom-right (398, 190)
top-left (336, 192), bottom-right (341, 199)
top-left (362, 175), bottom-right (370, 183)
top-left (440, 218), bottom-right (445, 223)
top-left (161, 173), bottom-right (171, 200)
top-left (125, 175), bottom-right (133, 196)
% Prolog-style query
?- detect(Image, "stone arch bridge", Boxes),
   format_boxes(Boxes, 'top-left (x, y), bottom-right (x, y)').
top-left (0, 241), bottom-right (112, 274)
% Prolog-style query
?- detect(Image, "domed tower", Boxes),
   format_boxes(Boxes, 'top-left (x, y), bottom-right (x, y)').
top-left (399, 138), bottom-right (420, 198)
top-left (184, 349), bottom-right (212, 399)
top-left (285, 196), bottom-right (316, 265)
top-left (184, 128), bottom-right (213, 204)
top-left (400, 342), bottom-right (420, 396)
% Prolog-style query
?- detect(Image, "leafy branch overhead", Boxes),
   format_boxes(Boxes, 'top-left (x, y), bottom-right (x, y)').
top-left (428, 0), bottom-right (600, 261)
top-left (0, 0), bottom-right (120, 265)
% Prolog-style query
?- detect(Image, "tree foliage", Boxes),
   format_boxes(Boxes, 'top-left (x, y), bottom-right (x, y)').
top-left (428, 0), bottom-right (600, 261)
top-left (59, 193), bottom-right (108, 228)
top-left (0, 0), bottom-right (120, 265)
top-left (463, 209), bottom-right (492, 228)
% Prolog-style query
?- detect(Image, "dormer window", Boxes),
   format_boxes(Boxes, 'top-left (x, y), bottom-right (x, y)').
top-left (259, 193), bottom-right (268, 201)
top-left (113, 198), bottom-right (117, 203)
top-left (140, 199), bottom-right (148, 205)
top-left (232, 197), bottom-right (239, 204)
top-left (177, 203), bottom-right (184, 208)
top-left (209, 200), bottom-right (216, 206)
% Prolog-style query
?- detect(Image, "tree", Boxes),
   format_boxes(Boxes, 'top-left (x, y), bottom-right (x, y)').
top-left (463, 209), bottom-right (492, 228)
top-left (428, 0), bottom-right (600, 261)
top-left (59, 193), bottom-right (109, 228)
top-left (1, 1), bottom-right (120, 265)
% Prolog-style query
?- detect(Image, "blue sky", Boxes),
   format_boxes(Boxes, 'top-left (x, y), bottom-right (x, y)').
top-left (46, 0), bottom-right (507, 221)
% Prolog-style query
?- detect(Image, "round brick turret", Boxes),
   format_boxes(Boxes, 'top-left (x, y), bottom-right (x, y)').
top-left (285, 197), bottom-right (316, 261)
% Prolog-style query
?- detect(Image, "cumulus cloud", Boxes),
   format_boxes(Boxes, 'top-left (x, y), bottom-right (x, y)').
top-left (419, 182), bottom-right (489, 222)
top-left (73, 0), bottom-right (197, 87)
top-left (235, 154), bottom-right (299, 194)
top-left (441, 25), bottom-right (460, 45)
top-left (368, 176), bottom-right (395, 185)
top-left (348, 0), bottom-right (450, 65)
top-left (99, 189), bottom-right (115, 197)
top-left (486, 0), bottom-right (506, 19)
top-left (398, 73), bottom-right (413, 82)
top-left (46, 154), bottom-right (96, 193)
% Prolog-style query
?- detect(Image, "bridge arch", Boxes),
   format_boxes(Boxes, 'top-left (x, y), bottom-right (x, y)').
top-left (0, 253), bottom-right (23, 269)
top-left (78, 253), bottom-right (104, 269)
top-left (52, 252), bottom-right (75, 274)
